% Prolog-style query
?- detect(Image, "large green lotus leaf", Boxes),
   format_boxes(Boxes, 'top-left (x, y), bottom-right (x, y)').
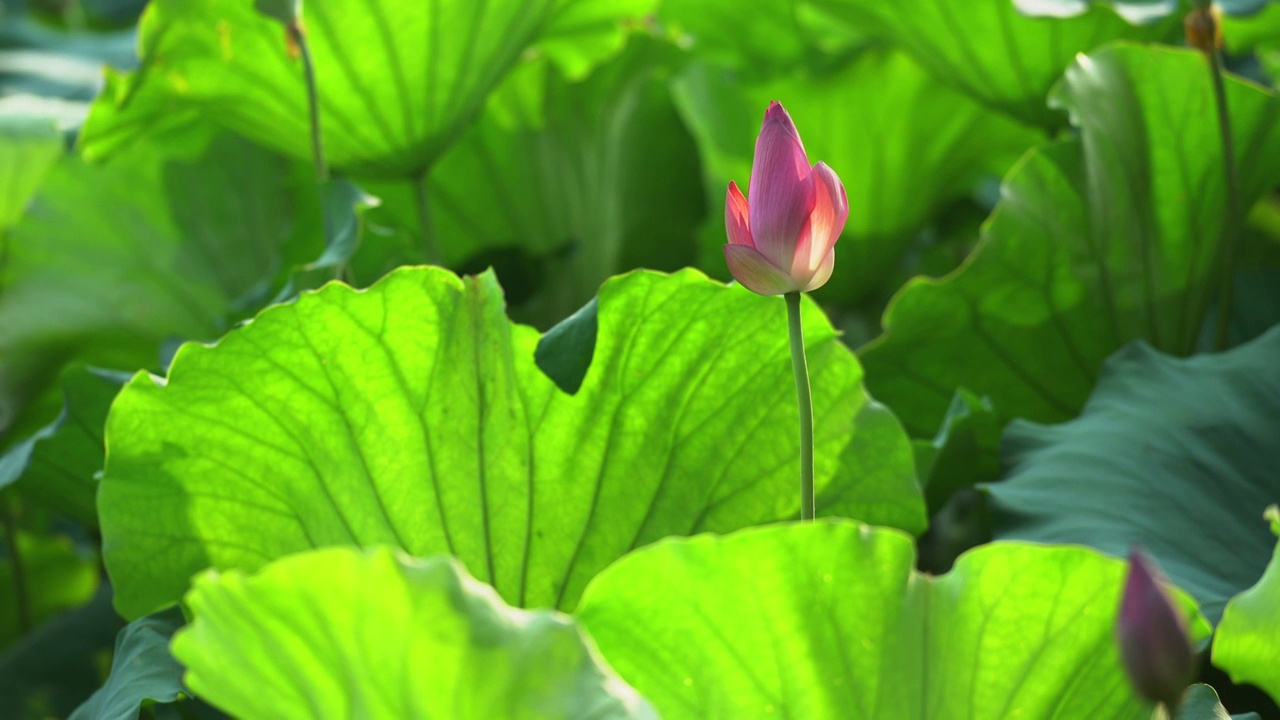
top-left (670, 47), bottom-right (1042, 304)
top-left (985, 326), bottom-right (1280, 624)
top-left (66, 608), bottom-right (186, 720)
top-left (171, 546), bottom-right (655, 719)
top-left (0, 129), bottom-right (323, 434)
top-left (1212, 507), bottom-right (1280, 705)
top-left (359, 38), bottom-right (705, 319)
top-left (79, 0), bottom-right (654, 177)
top-left (1014, 0), bottom-right (1270, 23)
top-left (0, 531), bottom-right (98, 649)
top-left (858, 45), bottom-right (1280, 436)
top-left (575, 519), bottom-right (1211, 720)
top-left (99, 267), bottom-right (926, 619)
top-left (804, 0), bottom-right (1178, 127)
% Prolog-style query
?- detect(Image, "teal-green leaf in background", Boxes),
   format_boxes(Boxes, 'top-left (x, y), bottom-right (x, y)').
top-left (172, 546), bottom-right (655, 719)
top-left (575, 520), bottom-right (1211, 719)
top-left (0, 129), bottom-right (323, 434)
top-left (986, 327), bottom-right (1280, 623)
top-left (1212, 506), bottom-right (1280, 706)
top-left (859, 44), bottom-right (1280, 435)
top-left (66, 608), bottom-right (186, 720)
top-left (99, 267), bottom-right (926, 619)
top-left (1175, 684), bottom-right (1262, 720)
top-left (0, 367), bottom-right (124, 526)
top-left (79, 0), bottom-right (655, 177)
top-left (671, 47), bottom-right (1042, 305)
top-left (802, 0), bottom-right (1179, 127)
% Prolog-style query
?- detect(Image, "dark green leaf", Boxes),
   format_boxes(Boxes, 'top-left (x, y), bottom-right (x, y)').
top-left (0, 367), bottom-right (124, 525)
top-left (68, 608), bottom-right (186, 720)
top-left (535, 297), bottom-right (598, 395)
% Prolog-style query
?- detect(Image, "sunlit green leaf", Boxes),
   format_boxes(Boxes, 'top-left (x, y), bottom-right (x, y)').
top-left (172, 546), bottom-right (655, 719)
top-left (80, 0), bottom-right (655, 177)
top-left (859, 44), bottom-right (1280, 435)
top-left (99, 267), bottom-right (926, 619)
top-left (987, 327), bottom-right (1280, 623)
top-left (1212, 506), bottom-right (1280, 706)
top-left (576, 519), bottom-right (1210, 719)
top-left (804, 0), bottom-right (1178, 126)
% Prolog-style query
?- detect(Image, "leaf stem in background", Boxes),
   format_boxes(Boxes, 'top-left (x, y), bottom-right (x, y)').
top-left (412, 170), bottom-right (440, 265)
top-left (0, 495), bottom-right (31, 633)
top-left (784, 292), bottom-right (815, 521)
top-left (1188, 4), bottom-right (1241, 351)
top-left (289, 21), bottom-right (328, 182)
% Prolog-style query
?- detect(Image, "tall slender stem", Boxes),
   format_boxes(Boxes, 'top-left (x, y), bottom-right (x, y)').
top-left (1, 496), bottom-right (31, 633)
top-left (785, 292), bottom-right (815, 521)
top-left (1208, 48), bottom-right (1241, 351)
top-left (1188, 3), bottom-right (1242, 351)
top-left (289, 22), bottom-right (328, 182)
top-left (412, 170), bottom-right (440, 265)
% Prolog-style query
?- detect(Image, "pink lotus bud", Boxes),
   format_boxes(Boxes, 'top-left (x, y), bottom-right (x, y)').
top-left (1116, 548), bottom-right (1197, 709)
top-left (724, 101), bottom-right (849, 296)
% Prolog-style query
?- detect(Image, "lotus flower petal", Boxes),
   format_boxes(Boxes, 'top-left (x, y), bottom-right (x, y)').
top-left (723, 244), bottom-right (798, 296)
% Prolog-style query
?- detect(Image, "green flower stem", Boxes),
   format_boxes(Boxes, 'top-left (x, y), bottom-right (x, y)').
top-left (412, 169), bottom-right (440, 265)
top-left (1207, 44), bottom-right (1241, 351)
top-left (1, 495), bottom-right (31, 633)
top-left (1188, 0), bottom-right (1241, 350)
top-left (288, 21), bottom-right (328, 182)
top-left (784, 291), bottom-right (815, 521)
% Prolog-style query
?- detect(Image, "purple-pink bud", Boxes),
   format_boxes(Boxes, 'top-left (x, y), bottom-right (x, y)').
top-left (723, 101), bottom-right (849, 296)
top-left (1116, 548), bottom-right (1197, 709)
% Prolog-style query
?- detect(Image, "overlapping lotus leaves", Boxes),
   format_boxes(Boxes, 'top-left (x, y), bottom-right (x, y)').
top-left (987, 327), bottom-right (1280, 624)
top-left (80, 0), bottom-right (656, 177)
top-left (801, 0), bottom-right (1179, 126)
top-left (171, 546), bottom-right (655, 719)
top-left (859, 45), bottom-right (1280, 435)
top-left (575, 520), bottom-right (1211, 720)
top-left (1212, 507), bottom-right (1280, 705)
top-left (98, 267), bottom-right (926, 619)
